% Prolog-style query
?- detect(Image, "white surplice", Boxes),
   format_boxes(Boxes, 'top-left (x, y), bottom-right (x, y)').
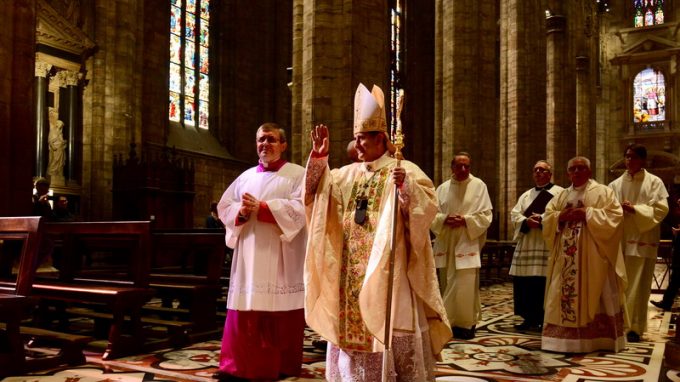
top-left (431, 174), bottom-right (493, 329)
top-left (541, 179), bottom-right (627, 353)
top-left (609, 169), bottom-right (669, 335)
top-left (217, 162), bottom-right (307, 312)
top-left (509, 185), bottom-right (564, 277)
top-left (431, 175), bottom-right (493, 270)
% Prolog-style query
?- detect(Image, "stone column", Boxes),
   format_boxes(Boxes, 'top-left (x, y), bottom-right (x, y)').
top-left (575, 55), bottom-right (591, 157)
top-left (294, 0), bottom-right (390, 169)
top-left (290, 0), bottom-right (303, 163)
top-left (437, 0), bottom-right (498, 194)
top-left (435, 0), bottom-right (499, 236)
top-left (497, 0), bottom-right (548, 239)
top-left (433, 0), bottom-right (443, 184)
top-left (34, 61), bottom-right (52, 178)
top-left (545, 12), bottom-right (570, 185)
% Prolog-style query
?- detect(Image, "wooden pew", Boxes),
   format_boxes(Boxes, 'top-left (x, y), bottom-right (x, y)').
top-left (480, 240), bottom-right (516, 286)
top-left (0, 216), bottom-right (92, 377)
top-left (0, 216), bottom-right (41, 376)
top-left (653, 239), bottom-right (672, 293)
top-left (147, 229), bottom-right (227, 338)
top-left (30, 221), bottom-right (155, 360)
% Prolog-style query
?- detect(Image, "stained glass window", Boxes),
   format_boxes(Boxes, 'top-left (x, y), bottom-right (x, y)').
top-left (169, 0), bottom-right (210, 129)
top-left (633, 68), bottom-right (665, 127)
top-left (634, 0), bottom-right (664, 28)
top-left (389, 1), bottom-right (402, 137)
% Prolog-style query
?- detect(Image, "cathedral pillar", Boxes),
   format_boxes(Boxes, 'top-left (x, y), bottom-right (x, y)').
top-left (497, 0), bottom-right (545, 239)
top-left (291, 0), bottom-right (303, 162)
top-left (575, 55), bottom-right (591, 157)
top-left (292, 0), bottom-right (390, 169)
top-left (437, 0), bottom-right (499, 236)
top-left (545, 12), bottom-right (571, 185)
top-left (34, 61), bottom-right (52, 179)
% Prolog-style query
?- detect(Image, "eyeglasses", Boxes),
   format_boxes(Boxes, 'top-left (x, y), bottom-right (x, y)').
top-left (533, 168), bottom-right (550, 174)
top-left (567, 165), bottom-right (589, 173)
top-left (257, 136), bottom-right (280, 144)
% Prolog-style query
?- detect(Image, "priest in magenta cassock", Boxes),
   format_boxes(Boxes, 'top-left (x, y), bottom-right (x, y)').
top-left (214, 123), bottom-right (307, 381)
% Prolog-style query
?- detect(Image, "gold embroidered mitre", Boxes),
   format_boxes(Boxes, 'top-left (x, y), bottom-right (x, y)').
top-left (353, 83), bottom-right (387, 134)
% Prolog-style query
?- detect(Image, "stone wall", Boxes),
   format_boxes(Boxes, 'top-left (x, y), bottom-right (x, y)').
top-left (0, 1), bottom-right (36, 216)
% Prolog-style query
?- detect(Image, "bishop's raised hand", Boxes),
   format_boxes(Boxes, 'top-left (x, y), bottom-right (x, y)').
top-left (310, 124), bottom-right (330, 157)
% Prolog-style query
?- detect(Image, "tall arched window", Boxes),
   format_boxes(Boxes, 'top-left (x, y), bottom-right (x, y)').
top-left (634, 0), bottom-right (664, 28)
top-left (169, 0), bottom-right (210, 129)
top-left (389, 0), bottom-right (402, 135)
top-left (633, 67), bottom-right (665, 129)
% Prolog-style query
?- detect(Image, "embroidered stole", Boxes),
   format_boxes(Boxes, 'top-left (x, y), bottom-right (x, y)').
top-left (338, 166), bottom-right (389, 351)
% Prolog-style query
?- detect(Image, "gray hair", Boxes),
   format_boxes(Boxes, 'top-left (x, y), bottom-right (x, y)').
top-left (534, 160), bottom-right (552, 171)
top-left (567, 156), bottom-right (591, 170)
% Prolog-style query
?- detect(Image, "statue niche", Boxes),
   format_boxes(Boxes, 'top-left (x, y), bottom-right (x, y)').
top-left (47, 107), bottom-right (67, 185)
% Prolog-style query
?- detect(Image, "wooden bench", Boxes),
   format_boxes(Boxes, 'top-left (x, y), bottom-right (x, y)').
top-left (653, 239), bottom-right (672, 293)
top-left (65, 306), bottom-right (192, 348)
top-left (480, 240), bottom-right (516, 286)
top-left (148, 229), bottom-right (227, 338)
top-left (29, 221), bottom-right (155, 360)
top-left (0, 216), bottom-right (92, 377)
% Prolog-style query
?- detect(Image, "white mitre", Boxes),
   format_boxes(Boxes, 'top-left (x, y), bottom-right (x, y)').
top-left (353, 83), bottom-right (387, 134)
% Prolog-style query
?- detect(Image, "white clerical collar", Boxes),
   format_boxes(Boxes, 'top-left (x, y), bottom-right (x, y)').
top-left (361, 151), bottom-right (391, 172)
top-left (452, 174), bottom-right (473, 185)
top-left (625, 169), bottom-right (646, 181)
top-left (572, 179), bottom-right (590, 191)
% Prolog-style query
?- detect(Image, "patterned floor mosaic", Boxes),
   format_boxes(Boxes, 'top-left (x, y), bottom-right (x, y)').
top-left (3, 282), bottom-right (680, 381)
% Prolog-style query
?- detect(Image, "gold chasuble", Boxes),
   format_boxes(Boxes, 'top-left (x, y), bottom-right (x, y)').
top-left (541, 179), bottom-right (627, 353)
top-left (303, 152), bottom-right (451, 357)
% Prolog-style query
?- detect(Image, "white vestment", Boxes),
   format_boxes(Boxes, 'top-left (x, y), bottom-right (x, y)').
top-left (509, 185), bottom-right (564, 277)
top-left (609, 169), bottom-right (669, 260)
top-left (217, 162), bottom-right (307, 312)
top-left (431, 175), bottom-right (493, 329)
top-left (431, 175), bottom-right (493, 269)
top-left (541, 179), bottom-right (627, 353)
top-left (304, 152), bottom-right (451, 382)
top-left (609, 169), bottom-right (669, 335)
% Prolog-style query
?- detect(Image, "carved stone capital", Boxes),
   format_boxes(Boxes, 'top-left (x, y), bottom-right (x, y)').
top-left (35, 61), bottom-right (53, 78)
top-left (55, 70), bottom-right (80, 87)
top-left (576, 56), bottom-right (589, 71)
top-left (546, 15), bottom-right (567, 34)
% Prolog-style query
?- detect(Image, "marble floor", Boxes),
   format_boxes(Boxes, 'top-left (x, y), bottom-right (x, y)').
top-left (2, 282), bottom-right (680, 382)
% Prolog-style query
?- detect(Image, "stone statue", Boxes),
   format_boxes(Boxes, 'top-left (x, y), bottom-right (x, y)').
top-left (47, 107), bottom-right (67, 183)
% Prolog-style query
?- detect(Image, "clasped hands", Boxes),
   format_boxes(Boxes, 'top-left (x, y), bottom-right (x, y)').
top-left (621, 200), bottom-right (636, 214)
top-left (526, 213), bottom-right (542, 228)
top-left (444, 214), bottom-right (466, 228)
top-left (239, 192), bottom-right (260, 220)
top-left (559, 202), bottom-right (586, 222)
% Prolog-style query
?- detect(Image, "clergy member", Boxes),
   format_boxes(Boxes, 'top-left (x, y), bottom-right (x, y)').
top-left (214, 123), bottom-right (307, 381)
top-left (541, 156), bottom-right (626, 353)
top-left (609, 144), bottom-right (668, 342)
top-left (509, 160), bottom-right (563, 332)
top-left (304, 83), bottom-right (451, 381)
top-left (431, 152), bottom-right (493, 340)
